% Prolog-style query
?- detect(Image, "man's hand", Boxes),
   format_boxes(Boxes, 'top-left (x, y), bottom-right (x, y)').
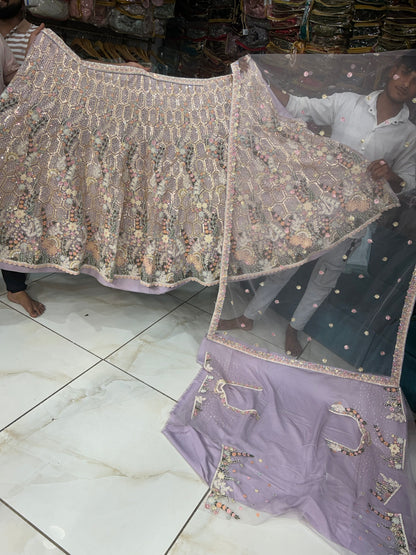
top-left (26, 23), bottom-right (45, 56)
top-left (367, 159), bottom-right (405, 193)
top-left (238, 56), bottom-right (250, 73)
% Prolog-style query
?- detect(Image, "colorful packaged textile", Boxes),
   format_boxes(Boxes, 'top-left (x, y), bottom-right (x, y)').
top-left (27, 0), bottom-right (69, 20)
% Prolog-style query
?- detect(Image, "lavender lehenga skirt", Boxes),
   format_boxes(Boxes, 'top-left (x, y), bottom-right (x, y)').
top-left (1, 31), bottom-right (415, 554)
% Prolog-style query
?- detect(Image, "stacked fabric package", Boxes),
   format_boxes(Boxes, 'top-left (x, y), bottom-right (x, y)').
top-left (107, 0), bottom-right (175, 39)
top-left (348, 0), bottom-right (386, 53)
top-left (300, 0), bottom-right (354, 53)
top-left (161, 0), bottom-right (241, 77)
top-left (201, 0), bottom-right (240, 77)
top-left (266, 0), bottom-right (306, 53)
top-left (241, 0), bottom-right (305, 55)
top-left (243, 0), bottom-right (305, 53)
top-left (26, 0), bottom-right (416, 75)
top-left (28, 0), bottom-right (176, 37)
top-left (378, 3), bottom-right (416, 51)
top-left (27, 0), bottom-right (176, 67)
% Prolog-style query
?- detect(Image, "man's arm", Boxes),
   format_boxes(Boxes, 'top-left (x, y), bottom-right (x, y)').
top-left (367, 160), bottom-right (408, 194)
top-left (2, 38), bottom-right (18, 85)
top-left (25, 24), bottom-right (45, 56)
top-left (367, 129), bottom-right (416, 194)
top-left (269, 84), bottom-right (289, 107)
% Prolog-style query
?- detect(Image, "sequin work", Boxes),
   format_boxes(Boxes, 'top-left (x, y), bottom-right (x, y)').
top-left (0, 30), bottom-right (399, 289)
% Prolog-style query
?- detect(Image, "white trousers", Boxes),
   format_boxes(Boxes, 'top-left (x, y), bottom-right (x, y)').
top-left (244, 238), bottom-right (359, 331)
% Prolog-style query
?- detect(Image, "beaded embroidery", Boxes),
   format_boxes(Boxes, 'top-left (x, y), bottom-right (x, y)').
top-left (214, 379), bottom-right (263, 418)
top-left (205, 445), bottom-right (255, 520)
top-left (370, 473), bottom-right (401, 505)
top-left (368, 505), bottom-right (410, 555)
top-left (373, 425), bottom-right (406, 470)
top-left (383, 387), bottom-right (406, 423)
top-left (0, 30), bottom-right (398, 292)
top-left (325, 402), bottom-right (370, 456)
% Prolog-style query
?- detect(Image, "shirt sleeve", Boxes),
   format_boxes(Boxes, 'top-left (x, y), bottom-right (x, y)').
top-left (286, 93), bottom-right (347, 127)
top-left (392, 132), bottom-right (416, 194)
top-left (1, 37), bottom-right (19, 82)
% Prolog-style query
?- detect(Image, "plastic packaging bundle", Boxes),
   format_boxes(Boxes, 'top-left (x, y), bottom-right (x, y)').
top-left (27, 0), bottom-right (69, 20)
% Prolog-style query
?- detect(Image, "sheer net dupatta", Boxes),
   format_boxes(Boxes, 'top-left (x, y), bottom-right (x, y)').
top-left (164, 51), bottom-right (416, 555)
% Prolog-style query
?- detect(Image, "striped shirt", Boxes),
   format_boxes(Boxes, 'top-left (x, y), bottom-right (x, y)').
top-left (0, 34), bottom-right (19, 93)
top-left (5, 21), bottom-right (38, 66)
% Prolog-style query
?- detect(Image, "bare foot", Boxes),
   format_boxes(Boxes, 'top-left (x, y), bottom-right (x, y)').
top-left (217, 315), bottom-right (254, 331)
top-left (7, 290), bottom-right (45, 318)
top-left (285, 324), bottom-right (303, 357)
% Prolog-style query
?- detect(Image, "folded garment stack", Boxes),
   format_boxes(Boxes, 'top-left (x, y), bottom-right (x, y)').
top-left (266, 0), bottom-right (306, 53)
top-left (108, 0), bottom-right (175, 38)
top-left (28, 0), bottom-right (176, 39)
top-left (378, 3), bottom-right (416, 51)
top-left (348, 0), bottom-right (385, 53)
top-left (160, 0), bottom-right (241, 77)
top-left (300, 0), bottom-right (354, 53)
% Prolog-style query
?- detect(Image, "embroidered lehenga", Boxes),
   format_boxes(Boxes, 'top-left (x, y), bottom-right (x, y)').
top-left (0, 31), bottom-right (415, 554)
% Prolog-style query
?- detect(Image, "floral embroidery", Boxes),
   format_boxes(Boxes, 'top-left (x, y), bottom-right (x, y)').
top-left (383, 387), bottom-right (406, 423)
top-left (150, 142), bottom-right (167, 198)
top-left (370, 473), bottom-right (401, 505)
top-left (205, 445), bottom-right (255, 520)
top-left (0, 30), bottom-right (399, 293)
top-left (368, 506), bottom-right (410, 554)
top-left (373, 425), bottom-right (406, 470)
top-left (0, 89), bottom-right (18, 113)
top-left (214, 379), bottom-right (263, 418)
top-left (325, 403), bottom-right (370, 456)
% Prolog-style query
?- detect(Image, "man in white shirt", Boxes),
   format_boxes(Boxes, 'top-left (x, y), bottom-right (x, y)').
top-left (219, 52), bottom-right (416, 357)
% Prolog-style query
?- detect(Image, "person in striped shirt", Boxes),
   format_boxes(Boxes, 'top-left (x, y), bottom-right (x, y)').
top-left (0, 0), bottom-right (38, 64)
top-left (0, 0), bottom-right (45, 317)
top-left (0, 32), bottom-right (18, 91)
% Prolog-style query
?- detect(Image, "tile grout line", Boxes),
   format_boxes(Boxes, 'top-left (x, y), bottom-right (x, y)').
top-left (0, 289), bottom-right (211, 361)
top-left (0, 360), bottom-right (103, 433)
top-left (104, 359), bottom-right (179, 404)
top-left (102, 292), bottom-right (212, 360)
top-left (164, 489), bottom-right (210, 555)
top-left (0, 296), bottom-right (209, 431)
top-left (0, 498), bottom-right (70, 554)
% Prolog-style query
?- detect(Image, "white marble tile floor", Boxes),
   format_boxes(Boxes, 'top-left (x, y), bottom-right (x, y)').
top-left (0, 272), bottom-right (411, 555)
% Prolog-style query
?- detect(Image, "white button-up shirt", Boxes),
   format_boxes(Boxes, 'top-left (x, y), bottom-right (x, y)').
top-left (287, 90), bottom-right (416, 192)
